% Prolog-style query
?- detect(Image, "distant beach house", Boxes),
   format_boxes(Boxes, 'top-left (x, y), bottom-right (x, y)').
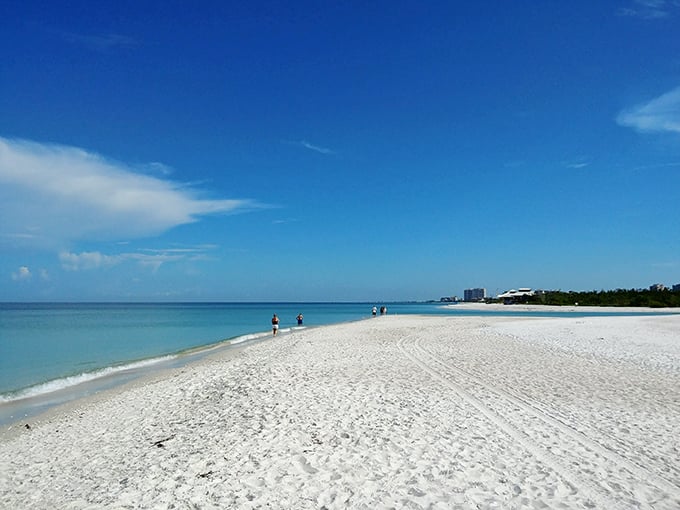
top-left (497, 288), bottom-right (534, 304)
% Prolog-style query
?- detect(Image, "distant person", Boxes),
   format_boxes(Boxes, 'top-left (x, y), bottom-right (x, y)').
top-left (380, 306), bottom-right (386, 315)
top-left (296, 313), bottom-right (304, 325)
top-left (271, 314), bottom-right (280, 336)
top-left (372, 306), bottom-right (377, 316)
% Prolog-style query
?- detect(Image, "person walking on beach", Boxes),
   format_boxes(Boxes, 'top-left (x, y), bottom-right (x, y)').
top-left (296, 313), bottom-right (303, 326)
top-left (372, 306), bottom-right (377, 316)
top-left (271, 314), bottom-right (280, 336)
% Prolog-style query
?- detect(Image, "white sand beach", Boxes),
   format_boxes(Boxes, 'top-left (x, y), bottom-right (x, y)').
top-left (1, 314), bottom-right (679, 509)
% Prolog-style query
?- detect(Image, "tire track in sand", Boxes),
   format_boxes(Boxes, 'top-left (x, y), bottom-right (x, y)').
top-left (397, 333), bottom-right (655, 510)
top-left (414, 332), bottom-right (680, 502)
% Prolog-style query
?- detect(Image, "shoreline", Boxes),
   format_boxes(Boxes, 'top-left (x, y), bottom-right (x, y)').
top-left (0, 340), bottom-right (252, 443)
top-left (2, 303), bottom-right (676, 426)
top-left (445, 301), bottom-right (680, 313)
top-left (3, 302), bottom-right (675, 416)
top-left (0, 329), bottom-right (273, 428)
top-left (1, 314), bottom-right (679, 508)
top-left (0, 301), bottom-right (384, 411)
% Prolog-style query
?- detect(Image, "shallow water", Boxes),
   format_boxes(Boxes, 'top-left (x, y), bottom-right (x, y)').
top-left (1, 301), bottom-right (673, 426)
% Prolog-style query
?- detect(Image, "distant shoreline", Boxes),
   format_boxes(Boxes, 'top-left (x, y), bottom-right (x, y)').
top-left (445, 302), bottom-right (680, 313)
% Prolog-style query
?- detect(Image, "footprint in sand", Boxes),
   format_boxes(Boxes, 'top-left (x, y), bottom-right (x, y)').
top-left (295, 455), bottom-right (318, 474)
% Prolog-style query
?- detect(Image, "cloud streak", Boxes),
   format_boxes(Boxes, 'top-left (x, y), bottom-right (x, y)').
top-left (563, 160), bottom-right (591, 169)
top-left (59, 246), bottom-right (211, 272)
top-left (60, 31), bottom-right (138, 51)
top-left (617, 86), bottom-right (680, 134)
top-left (59, 251), bottom-right (123, 271)
top-left (617, 0), bottom-right (679, 19)
top-left (299, 140), bottom-right (335, 155)
top-left (0, 137), bottom-right (260, 248)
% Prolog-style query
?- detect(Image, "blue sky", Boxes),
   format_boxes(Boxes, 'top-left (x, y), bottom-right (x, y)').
top-left (1, 1), bottom-right (679, 302)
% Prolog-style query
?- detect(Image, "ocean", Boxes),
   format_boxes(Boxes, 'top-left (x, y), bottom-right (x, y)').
top-left (0, 302), bottom-right (670, 426)
top-left (0, 302), bottom-right (422, 425)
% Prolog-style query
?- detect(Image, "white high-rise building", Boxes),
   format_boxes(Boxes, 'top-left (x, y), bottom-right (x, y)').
top-left (464, 288), bottom-right (486, 301)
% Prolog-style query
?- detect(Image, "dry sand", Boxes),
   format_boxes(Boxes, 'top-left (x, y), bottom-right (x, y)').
top-left (1, 314), bottom-right (679, 509)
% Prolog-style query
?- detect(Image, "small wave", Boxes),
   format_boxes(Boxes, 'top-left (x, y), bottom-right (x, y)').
top-left (0, 332), bottom-right (270, 405)
top-left (0, 356), bottom-right (176, 404)
top-left (228, 332), bottom-right (269, 345)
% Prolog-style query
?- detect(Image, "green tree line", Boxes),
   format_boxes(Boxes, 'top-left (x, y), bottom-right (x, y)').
top-left (524, 289), bottom-right (680, 308)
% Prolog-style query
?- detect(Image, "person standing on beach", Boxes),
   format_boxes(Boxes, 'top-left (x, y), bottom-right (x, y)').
top-left (372, 306), bottom-right (377, 316)
top-left (272, 314), bottom-right (280, 336)
top-left (296, 313), bottom-right (303, 325)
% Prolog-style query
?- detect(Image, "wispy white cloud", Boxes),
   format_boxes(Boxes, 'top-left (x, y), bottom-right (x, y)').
top-left (124, 251), bottom-right (185, 272)
top-left (140, 246), bottom-right (216, 254)
top-left (143, 246), bottom-right (218, 261)
top-left (59, 251), bottom-right (122, 271)
top-left (301, 140), bottom-right (335, 154)
top-left (60, 245), bottom-right (215, 272)
top-left (617, 0), bottom-right (679, 19)
top-left (0, 137), bottom-right (261, 248)
top-left (285, 139), bottom-right (336, 155)
top-left (142, 161), bottom-right (175, 176)
top-left (60, 31), bottom-right (138, 51)
top-left (617, 86), bottom-right (680, 134)
top-left (563, 160), bottom-right (591, 169)
top-left (632, 161), bottom-right (680, 171)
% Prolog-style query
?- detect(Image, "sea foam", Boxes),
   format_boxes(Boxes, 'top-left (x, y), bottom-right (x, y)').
top-left (0, 356), bottom-right (175, 403)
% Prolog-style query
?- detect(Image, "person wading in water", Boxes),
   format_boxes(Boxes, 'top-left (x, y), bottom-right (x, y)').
top-left (271, 314), bottom-right (280, 336)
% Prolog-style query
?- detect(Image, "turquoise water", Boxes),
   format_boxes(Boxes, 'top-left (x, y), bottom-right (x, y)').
top-left (0, 302), bottom-right (375, 400)
top-left (1, 302), bottom-right (675, 425)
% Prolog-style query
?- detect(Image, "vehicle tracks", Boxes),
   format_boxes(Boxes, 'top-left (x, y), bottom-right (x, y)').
top-left (397, 332), bottom-right (680, 509)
